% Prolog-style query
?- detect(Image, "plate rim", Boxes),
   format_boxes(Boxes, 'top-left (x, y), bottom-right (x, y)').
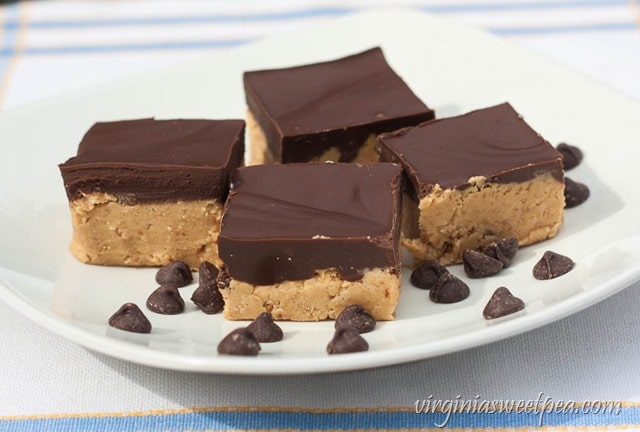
top-left (1, 264), bottom-right (638, 375)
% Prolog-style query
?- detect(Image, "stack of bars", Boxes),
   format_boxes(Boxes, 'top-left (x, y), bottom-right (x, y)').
top-left (59, 47), bottom-right (565, 322)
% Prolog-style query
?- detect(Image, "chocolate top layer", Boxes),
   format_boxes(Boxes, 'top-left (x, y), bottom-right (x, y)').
top-left (218, 163), bottom-right (403, 285)
top-left (59, 118), bottom-right (245, 203)
top-left (378, 103), bottom-right (563, 199)
top-left (244, 47), bottom-right (435, 163)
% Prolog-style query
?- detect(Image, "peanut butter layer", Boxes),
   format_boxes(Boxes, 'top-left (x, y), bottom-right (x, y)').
top-left (379, 103), bottom-right (565, 264)
top-left (402, 174), bottom-right (564, 265)
top-left (244, 47), bottom-right (434, 163)
top-left (59, 118), bottom-right (244, 268)
top-left (219, 268), bottom-right (400, 321)
top-left (247, 109), bottom-right (276, 165)
top-left (69, 193), bottom-right (223, 268)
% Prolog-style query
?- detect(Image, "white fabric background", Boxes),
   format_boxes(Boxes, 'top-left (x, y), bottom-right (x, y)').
top-left (1, 1), bottom-right (639, 109)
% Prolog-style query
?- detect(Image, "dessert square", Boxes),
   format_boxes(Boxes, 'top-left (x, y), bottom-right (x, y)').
top-left (243, 47), bottom-right (434, 165)
top-left (217, 162), bottom-right (403, 321)
top-left (378, 102), bottom-right (565, 265)
top-left (59, 118), bottom-right (245, 269)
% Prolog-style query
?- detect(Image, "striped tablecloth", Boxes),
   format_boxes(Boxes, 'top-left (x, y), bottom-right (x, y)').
top-left (1, 1), bottom-right (640, 431)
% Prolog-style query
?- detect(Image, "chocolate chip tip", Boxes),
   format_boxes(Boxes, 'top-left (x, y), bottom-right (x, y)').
top-left (198, 261), bottom-right (220, 286)
top-left (410, 260), bottom-right (449, 290)
top-left (108, 302), bottom-right (152, 334)
top-left (334, 304), bottom-right (376, 334)
top-left (217, 328), bottom-right (261, 356)
top-left (462, 249), bottom-right (503, 278)
top-left (430, 273), bottom-right (470, 304)
top-left (556, 142), bottom-right (584, 171)
top-left (533, 250), bottom-right (575, 280)
top-left (483, 236), bottom-right (519, 268)
top-left (191, 281), bottom-right (225, 314)
top-left (327, 328), bottom-right (369, 354)
top-left (564, 177), bottom-right (590, 208)
top-left (155, 260), bottom-right (193, 287)
top-left (146, 285), bottom-right (185, 315)
top-left (246, 312), bottom-right (284, 342)
top-left (482, 287), bottom-right (525, 320)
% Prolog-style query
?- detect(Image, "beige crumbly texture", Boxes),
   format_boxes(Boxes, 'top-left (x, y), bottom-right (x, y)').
top-left (68, 192), bottom-right (223, 269)
top-left (403, 173), bottom-right (565, 266)
top-left (247, 109), bottom-right (275, 165)
top-left (220, 267), bottom-right (400, 321)
top-left (247, 109), bottom-right (379, 165)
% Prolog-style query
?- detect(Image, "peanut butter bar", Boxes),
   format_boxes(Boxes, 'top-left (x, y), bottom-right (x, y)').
top-left (378, 103), bottom-right (565, 265)
top-left (243, 47), bottom-right (434, 165)
top-left (59, 118), bottom-right (244, 268)
top-left (217, 163), bottom-right (403, 321)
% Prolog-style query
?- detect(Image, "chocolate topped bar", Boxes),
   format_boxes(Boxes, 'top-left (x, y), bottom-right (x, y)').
top-left (378, 103), bottom-right (563, 199)
top-left (58, 118), bottom-right (245, 269)
top-left (59, 118), bottom-right (245, 203)
top-left (244, 47), bottom-right (434, 163)
top-left (378, 103), bottom-right (565, 265)
top-left (218, 163), bottom-right (403, 286)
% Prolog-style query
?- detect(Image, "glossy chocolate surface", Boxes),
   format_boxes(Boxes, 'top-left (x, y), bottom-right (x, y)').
top-left (218, 163), bottom-right (403, 285)
top-left (378, 103), bottom-right (563, 199)
top-left (59, 118), bottom-right (245, 202)
top-left (244, 47), bottom-right (434, 163)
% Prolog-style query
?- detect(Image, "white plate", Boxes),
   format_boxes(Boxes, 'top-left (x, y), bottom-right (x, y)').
top-left (1, 8), bottom-right (640, 375)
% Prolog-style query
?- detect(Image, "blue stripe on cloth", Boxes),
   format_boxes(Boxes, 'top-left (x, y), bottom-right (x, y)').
top-left (422, 0), bottom-right (629, 13)
top-left (2, 7), bottom-right (353, 29)
top-left (0, 18), bottom-right (635, 58)
top-left (0, 0), bottom-right (630, 30)
top-left (0, 405), bottom-right (636, 431)
top-left (494, 21), bottom-right (638, 35)
top-left (0, 39), bottom-right (250, 56)
top-left (0, 3), bottom-right (18, 88)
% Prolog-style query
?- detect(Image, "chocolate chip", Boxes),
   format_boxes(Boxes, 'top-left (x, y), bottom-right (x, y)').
top-left (564, 177), bottom-right (590, 208)
top-left (483, 287), bottom-right (525, 319)
top-left (108, 303), bottom-right (152, 333)
top-left (198, 261), bottom-right (219, 286)
top-left (146, 285), bottom-right (185, 314)
top-left (430, 273), bottom-right (470, 303)
top-left (191, 282), bottom-right (224, 314)
top-left (215, 266), bottom-right (232, 290)
top-left (246, 312), bottom-right (283, 342)
top-left (556, 143), bottom-right (583, 170)
top-left (410, 260), bottom-right (449, 289)
top-left (463, 249), bottom-right (503, 278)
top-left (217, 328), bottom-right (261, 356)
top-left (327, 328), bottom-right (369, 354)
top-left (483, 237), bottom-right (519, 268)
top-left (533, 251), bottom-right (575, 280)
top-left (155, 260), bottom-right (193, 287)
top-left (335, 304), bottom-right (376, 334)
